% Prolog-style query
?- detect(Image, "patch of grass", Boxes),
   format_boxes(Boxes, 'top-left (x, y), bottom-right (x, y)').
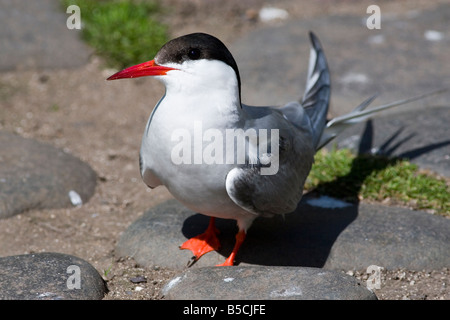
top-left (103, 264), bottom-right (113, 278)
top-left (49, 103), bottom-right (60, 112)
top-left (0, 81), bottom-right (20, 101)
top-left (62, 0), bottom-right (169, 69)
top-left (305, 148), bottom-right (449, 216)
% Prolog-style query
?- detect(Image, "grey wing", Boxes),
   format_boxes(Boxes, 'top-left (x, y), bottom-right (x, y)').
top-left (225, 128), bottom-right (315, 217)
top-left (226, 32), bottom-right (326, 216)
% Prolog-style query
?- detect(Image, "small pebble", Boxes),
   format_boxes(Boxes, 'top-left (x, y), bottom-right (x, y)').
top-left (259, 7), bottom-right (289, 23)
top-left (68, 190), bottom-right (83, 207)
top-left (130, 276), bottom-right (147, 284)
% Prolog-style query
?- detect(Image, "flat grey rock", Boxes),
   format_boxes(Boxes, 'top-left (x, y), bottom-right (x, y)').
top-left (325, 106), bottom-right (450, 177)
top-left (0, 252), bottom-right (107, 300)
top-left (232, 4), bottom-right (450, 115)
top-left (0, 0), bottom-right (92, 71)
top-left (0, 131), bottom-right (97, 218)
top-left (116, 198), bottom-right (450, 271)
top-left (161, 266), bottom-right (376, 300)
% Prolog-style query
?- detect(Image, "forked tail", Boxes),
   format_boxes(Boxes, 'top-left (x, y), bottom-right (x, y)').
top-left (316, 88), bottom-right (448, 150)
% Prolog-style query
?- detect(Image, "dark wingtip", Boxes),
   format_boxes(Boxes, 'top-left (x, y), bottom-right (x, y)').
top-left (308, 31), bottom-right (323, 51)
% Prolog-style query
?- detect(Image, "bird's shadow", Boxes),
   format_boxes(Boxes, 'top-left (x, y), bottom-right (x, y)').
top-left (181, 119), bottom-right (450, 267)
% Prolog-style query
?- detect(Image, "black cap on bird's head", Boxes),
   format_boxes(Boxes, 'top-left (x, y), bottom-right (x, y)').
top-left (157, 34), bottom-right (240, 83)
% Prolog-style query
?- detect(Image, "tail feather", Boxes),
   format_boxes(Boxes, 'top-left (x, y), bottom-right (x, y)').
top-left (302, 32), bottom-right (331, 149)
top-left (316, 88), bottom-right (448, 150)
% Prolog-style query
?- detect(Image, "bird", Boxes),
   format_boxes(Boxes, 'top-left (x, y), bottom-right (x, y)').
top-left (107, 32), bottom-right (444, 267)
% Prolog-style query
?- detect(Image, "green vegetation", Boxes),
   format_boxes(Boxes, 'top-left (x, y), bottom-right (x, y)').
top-left (62, 0), bottom-right (169, 69)
top-left (103, 264), bottom-right (113, 277)
top-left (305, 148), bottom-right (449, 216)
top-left (49, 103), bottom-right (60, 112)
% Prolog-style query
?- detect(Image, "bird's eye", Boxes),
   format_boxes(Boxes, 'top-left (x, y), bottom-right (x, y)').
top-left (187, 48), bottom-right (201, 60)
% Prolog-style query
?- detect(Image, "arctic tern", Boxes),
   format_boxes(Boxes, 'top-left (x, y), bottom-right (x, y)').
top-left (108, 32), bottom-right (444, 266)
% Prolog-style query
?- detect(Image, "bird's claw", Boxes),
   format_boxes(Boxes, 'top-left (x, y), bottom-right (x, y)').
top-left (186, 255), bottom-right (198, 268)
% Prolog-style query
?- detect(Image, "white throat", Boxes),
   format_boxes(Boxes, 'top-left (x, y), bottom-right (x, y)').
top-left (158, 59), bottom-right (241, 116)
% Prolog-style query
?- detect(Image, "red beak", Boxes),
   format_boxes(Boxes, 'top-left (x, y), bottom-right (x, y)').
top-left (107, 60), bottom-right (176, 80)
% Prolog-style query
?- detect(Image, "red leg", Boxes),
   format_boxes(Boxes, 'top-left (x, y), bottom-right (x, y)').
top-left (216, 230), bottom-right (246, 267)
top-left (180, 217), bottom-right (221, 260)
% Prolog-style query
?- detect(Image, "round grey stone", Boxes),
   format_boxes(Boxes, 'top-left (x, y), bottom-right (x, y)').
top-left (161, 266), bottom-right (377, 300)
top-left (0, 252), bottom-right (107, 300)
top-left (0, 0), bottom-right (92, 71)
top-left (0, 131), bottom-right (97, 218)
top-left (116, 198), bottom-right (450, 271)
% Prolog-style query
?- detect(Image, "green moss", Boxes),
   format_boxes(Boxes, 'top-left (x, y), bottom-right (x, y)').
top-left (305, 148), bottom-right (449, 216)
top-left (62, 0), bottom-right (169, 69)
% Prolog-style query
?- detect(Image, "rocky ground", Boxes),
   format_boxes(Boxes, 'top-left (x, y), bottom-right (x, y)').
top-left (0, 0), bottom-right (449, 300)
